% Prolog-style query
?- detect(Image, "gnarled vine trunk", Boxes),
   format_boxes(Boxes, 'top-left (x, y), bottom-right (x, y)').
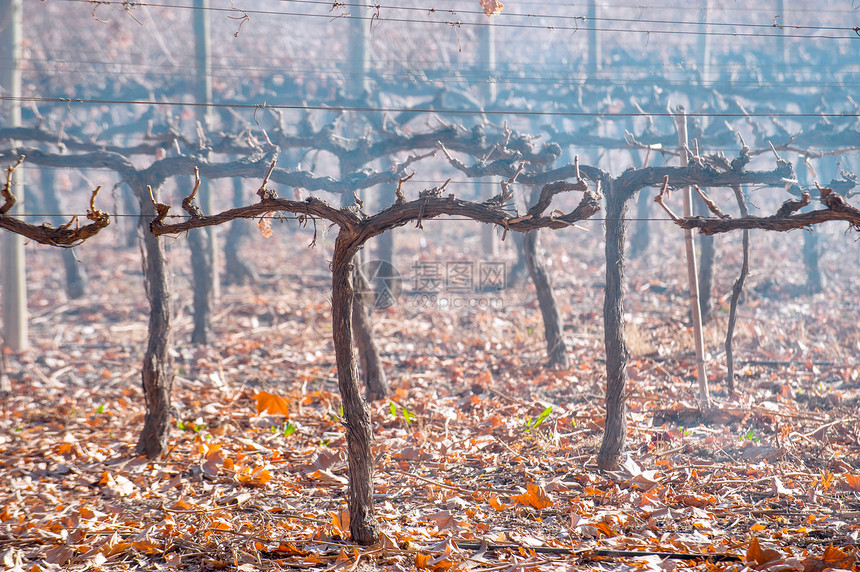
top-left (352, 267), bottom-right (389, 400)
top-left (523, 229), bottom-right (569, 368)
top-left (332, 231), bottom-right (380, 545)
top-left (133, 182), bottom-right (174, 459)
top-left (598, 182), bottom-right (630, 470)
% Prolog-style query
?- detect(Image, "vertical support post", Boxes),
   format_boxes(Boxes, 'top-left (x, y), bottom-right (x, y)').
top-left (477, 15), bottom-right (497, 106)
top-left (587, 0), bottom-right (601, 74)
top-left (347, 0), bottom-right (370, 258)
top-left (0, 0), bottom-right (26, 352)
top-left (777, 0), bottom-right (789, 72)
top-left (348, 1), bottom-right (370, 99)
top-left (478, 14), bottom-right (498, 256)
top-left (193, 0), bottom-right (219, 299)
top-left (697, 0), bottom-right (711, 84)
top-left (675, 107), bottom-right (710, 409)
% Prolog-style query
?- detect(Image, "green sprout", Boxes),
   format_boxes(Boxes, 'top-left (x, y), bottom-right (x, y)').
top-left (282, 422), bottom-right (297, 437)
top-left (388, 402), bottom-right (416, 425)
top-left (523, 405), bottom-right (553, 432)
top-left (739, 428), bottom-right (760, 443)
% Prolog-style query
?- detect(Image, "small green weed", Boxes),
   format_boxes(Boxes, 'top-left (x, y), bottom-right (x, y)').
top-left (388, 402), bottom-right (416, 424)
top-left (522, 405), bottom-right (553, 433)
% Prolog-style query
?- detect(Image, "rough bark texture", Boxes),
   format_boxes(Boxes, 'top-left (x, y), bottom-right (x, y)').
top-left (40, 170), bottom-right (88, 298)
top-left (523, 229), bottom-right (569, 368)
top-left (352, 267), bottom-right (389, 400)
top-left (189, 225), bottom-right (213, 344)
top-left (134, 183), bottom-right (174, 459)
top-left (331, 232), bottom-right (380, 545)
top-left (1, 165), bottom-right (109, 249)
top-left (597, 183), bottom-right (630, 470)
top-left (0, 208), bottom-right (109, 247)
top-left (674, 203), bottom-right (859, 234)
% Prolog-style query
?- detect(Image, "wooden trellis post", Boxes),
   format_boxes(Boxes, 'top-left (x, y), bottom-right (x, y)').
top-left (0, 0), bottom-right (26, 352)
top-left (675, 107), bottom-right (710, 409)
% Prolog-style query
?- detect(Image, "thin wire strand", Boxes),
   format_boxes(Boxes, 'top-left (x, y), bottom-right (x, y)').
top-left (3, 95), bottom-right (859, 118)
top-left (279, 0), bottom-right (857, 33)
top-left (15, 58), bottom-right (860, 90)
top-left (54, 0), bottom-right (860, 40)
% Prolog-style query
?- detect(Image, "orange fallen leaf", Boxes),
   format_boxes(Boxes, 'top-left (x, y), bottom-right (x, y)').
top-left (236, 465), bottom-right (272, 486)
top-left (674, 493), bottom-right (715, 508)
top-left (745, 538), bottom-right (784, 567)
top-left (841, 473), bottom-right (860, 491)
top-left (171, 496), bottom-right (194, 510)
top-left (276, 542), bottom-right (307, 556)
top-left (426, 510), bottom-right (458, 530)
top-left (512, 482), bottom-right (553, 509)
top-left (131, 539), bottom-right (162, 554)
top-left (415, 552), bottom-right (456, 571)
top-left (802, 544), bottom-right (854, 572)
top-left (488, 495), bottom-right (513, 512)
top-left (331, 508), bottom-right (350, 534)
top-left (309, 469), bottom-right (348, 485)
top-left (254, 391), bottom-right (292, 416)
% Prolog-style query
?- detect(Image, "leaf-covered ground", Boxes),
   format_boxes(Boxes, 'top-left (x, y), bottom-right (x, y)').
top-left (2, 219), bottom-right (860, 571)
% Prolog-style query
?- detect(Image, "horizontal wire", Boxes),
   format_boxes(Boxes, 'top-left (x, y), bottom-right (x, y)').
top-left (3, 95), bottom-right (859, 118)
top-left (279, 0), bottom-right (856, 32)
top-left (13, 61), bottom-right (860, 90)
top-left (283, 0), bottom-right (858, 17)
top-left (14, 56), bottom-right (860, 75)
top-left (55, 0), bottom-right (860, 40)
top-left (19, 73), bottom-right (860, 92)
